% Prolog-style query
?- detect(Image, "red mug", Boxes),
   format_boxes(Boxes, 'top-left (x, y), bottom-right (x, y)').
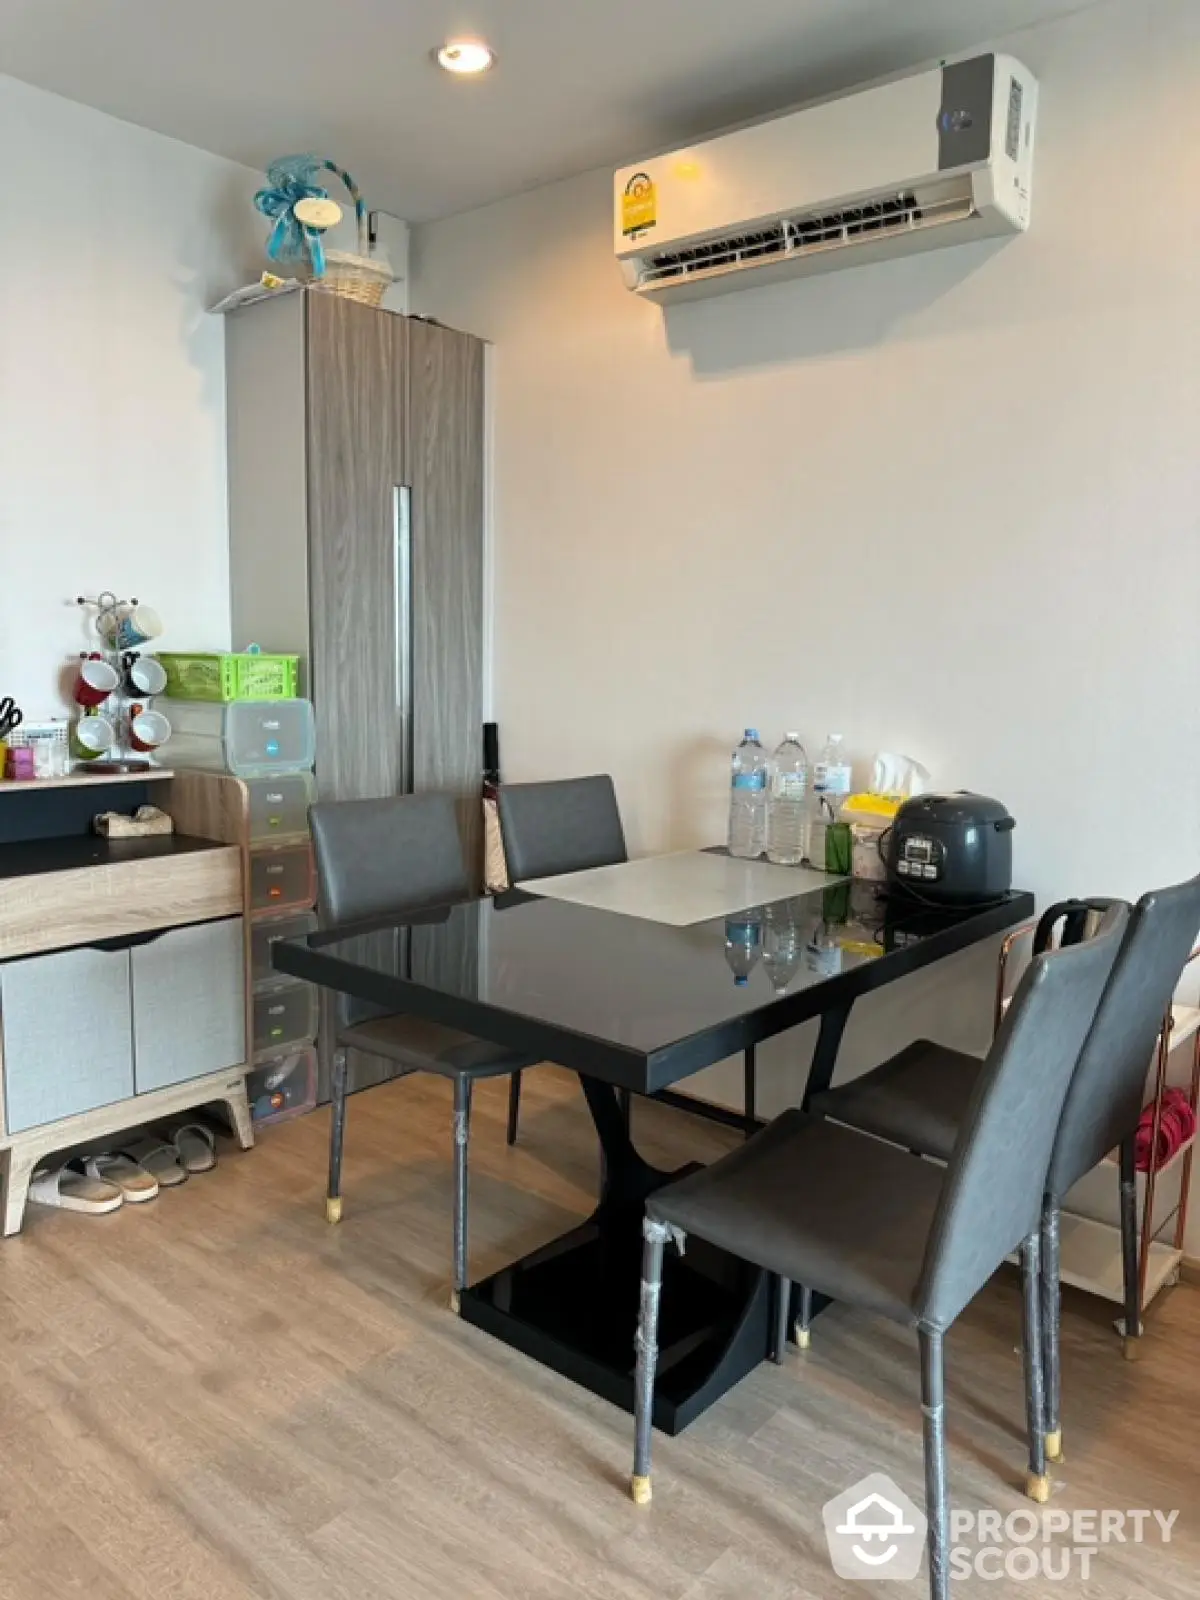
top-left (129, 710), bottom-right (171, 753)
top-left (74, 656), bottom-right (120, 708)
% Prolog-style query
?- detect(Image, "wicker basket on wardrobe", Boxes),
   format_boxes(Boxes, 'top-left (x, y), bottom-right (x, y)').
top-left (312, 160), bottom-right (392, 308)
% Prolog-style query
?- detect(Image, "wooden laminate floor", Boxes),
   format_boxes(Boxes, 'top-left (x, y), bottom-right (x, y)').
top-left (1, 1068), bottom-right (1196, 1599)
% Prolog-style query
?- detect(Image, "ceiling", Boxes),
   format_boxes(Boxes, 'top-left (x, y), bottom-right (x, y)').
top-left (2, 0), bottom-right (1097, 221)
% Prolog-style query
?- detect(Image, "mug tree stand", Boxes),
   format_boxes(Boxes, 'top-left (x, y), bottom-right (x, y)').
top-left (74, 592), bottom-right (165, 773)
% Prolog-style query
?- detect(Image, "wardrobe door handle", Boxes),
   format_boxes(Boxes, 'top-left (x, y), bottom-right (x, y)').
top-left (394, 484), bottom-right (414, 790)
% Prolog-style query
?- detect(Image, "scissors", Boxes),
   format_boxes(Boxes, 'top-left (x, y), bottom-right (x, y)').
top-left (0, 697), bottom-right (23, 738)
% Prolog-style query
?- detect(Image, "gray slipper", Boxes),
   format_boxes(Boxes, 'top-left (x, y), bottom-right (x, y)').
top-left (85, 1153), bottom-right (159, 1203)
top-left (158, 1122), bottom-right (217, 1174)
top-left (29, 1160), bottom-right (123, 1215)
top-left (120, 1135), bottom-right (188, 1188)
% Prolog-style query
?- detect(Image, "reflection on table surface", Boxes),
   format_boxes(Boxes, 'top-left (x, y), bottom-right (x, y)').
top-left (301, 877), bottom-right (1015, 1060)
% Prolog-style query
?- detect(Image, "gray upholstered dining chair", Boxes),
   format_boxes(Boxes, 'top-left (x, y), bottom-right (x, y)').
top-left (628, 907), bottom-right (1127, 1600)
top-left (309, 792), bottom-right (536, 1309)
top-left (497, 774), bottom-right (629, 884)
top-left (496, 776), bottom-right (629, 1144)
top-left (812, 869), bottom-right (1200, 1463)
top-left (497, 772), bottom-right (764, 1144)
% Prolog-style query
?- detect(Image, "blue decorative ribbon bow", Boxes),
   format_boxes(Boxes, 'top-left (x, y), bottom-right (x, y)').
top-left (254, 155), bottom-right (330, 276)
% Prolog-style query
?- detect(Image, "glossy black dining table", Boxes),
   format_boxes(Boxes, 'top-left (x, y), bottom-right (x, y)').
top-left (274, 870), bottom-right (1034, 1433)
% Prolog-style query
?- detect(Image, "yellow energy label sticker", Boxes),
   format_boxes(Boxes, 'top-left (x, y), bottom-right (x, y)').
top-left (621, 172), bottom-right (657, 236)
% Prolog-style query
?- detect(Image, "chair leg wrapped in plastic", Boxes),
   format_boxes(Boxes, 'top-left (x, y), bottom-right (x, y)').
top-left (1041, 1199), bottom-right (1064, 1462)
top-left (1021, 1231), bottom-right (1050, 1503)
top-left (450, 1076), bottom-right (472, 1313)
top-left (326, 1048), bottom-right (348, 1224)
top-left (920, 1327), bottom-right (950, 1600)
top-left (631, 1217), bottom-right (677, 1505)
top-left (1119, 1135), bottom-right (1142, 1361)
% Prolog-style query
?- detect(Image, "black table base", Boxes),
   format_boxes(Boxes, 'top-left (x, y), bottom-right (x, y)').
top-left (459, 1071), bottom-right (802, 1434)
top-left (459, 1175), bottom-right (772, 1436)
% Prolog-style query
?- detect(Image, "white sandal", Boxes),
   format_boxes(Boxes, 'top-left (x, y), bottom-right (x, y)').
top-left (29, 1160), bottom-right (123, 1215)
top-left (85, 1153), bottom-right (159, 1203)
top-left (160, 1122), bottom-right (217, 1174)
top-left (119, 1136), bottom-right (188, 1188)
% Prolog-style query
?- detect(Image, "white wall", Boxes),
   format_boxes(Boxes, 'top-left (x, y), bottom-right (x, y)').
top-left (0, 75), bottom-right (263, 717)
top-left (411, 0), bottom-right (1200, 1141)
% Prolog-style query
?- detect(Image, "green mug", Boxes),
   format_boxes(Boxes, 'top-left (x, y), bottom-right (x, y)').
top-left (72, 715), bottom-right (115, 761)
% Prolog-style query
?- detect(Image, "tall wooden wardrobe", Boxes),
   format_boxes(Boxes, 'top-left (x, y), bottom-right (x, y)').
top-left (224, 289), bottom-right (485, 1096)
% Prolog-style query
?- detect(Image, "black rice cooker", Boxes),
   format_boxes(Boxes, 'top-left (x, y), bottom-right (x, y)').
top-left (885, 793), bottom-right (1015, 906)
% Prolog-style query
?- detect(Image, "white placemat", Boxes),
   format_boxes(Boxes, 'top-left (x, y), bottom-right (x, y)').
top-left (520, 851), bottom-right (845, 926)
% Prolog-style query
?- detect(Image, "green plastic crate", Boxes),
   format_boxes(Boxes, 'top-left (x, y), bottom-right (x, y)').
top-left (156, 651), bottom-right (300, 703)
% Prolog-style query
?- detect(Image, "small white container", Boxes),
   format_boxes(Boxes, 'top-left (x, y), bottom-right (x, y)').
top-left (10, 719), bottom-right (70, 778)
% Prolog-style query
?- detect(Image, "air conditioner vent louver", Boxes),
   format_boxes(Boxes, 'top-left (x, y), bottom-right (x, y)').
top-left (794, 191), bottom-right (922, 246)
top-left (645, 223), bottom-right (790, 282)
top-left (640, 192), bottom-right (948, 288)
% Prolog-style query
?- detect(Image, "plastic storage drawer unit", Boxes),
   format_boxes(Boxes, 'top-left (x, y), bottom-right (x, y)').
top-left (252, 981), bottom-right (318, 1055)
top-left (158, 698), bottom-right (315, 776)
top-left (250, 912), bottom-right (318, 986)
top-left (249, 844), bottom-right (315, 914)
top-left (247, 1046), bottom-right (317, 1125)
top-left (245, 773), bottom-right (316, 843)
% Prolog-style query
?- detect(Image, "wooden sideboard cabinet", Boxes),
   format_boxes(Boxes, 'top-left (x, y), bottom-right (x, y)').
top-left (0, 769), bottom-right (254, 1234)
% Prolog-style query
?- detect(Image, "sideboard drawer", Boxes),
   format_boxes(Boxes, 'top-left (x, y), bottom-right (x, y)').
top-left (0, 846), bottom-right (242, 960)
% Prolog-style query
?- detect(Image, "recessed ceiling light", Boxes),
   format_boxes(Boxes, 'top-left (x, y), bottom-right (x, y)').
top-left (435, 38), bottom-right (495, 75)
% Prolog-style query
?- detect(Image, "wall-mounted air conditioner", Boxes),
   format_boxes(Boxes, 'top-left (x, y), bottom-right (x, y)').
top-left (614, 54), bottom-right (1038, 304)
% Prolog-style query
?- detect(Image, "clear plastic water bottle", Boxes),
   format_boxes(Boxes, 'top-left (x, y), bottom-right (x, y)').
top-left (727, 729), bottom-right (768, 859)
top-left (809, 733), bottom-right (853, 868)
top-left (766, 733), bottom-right (809, 865)
top-left (761, 899), bottom-right (803, 992)
top-left (724, 907), bottom-right (763, 986)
